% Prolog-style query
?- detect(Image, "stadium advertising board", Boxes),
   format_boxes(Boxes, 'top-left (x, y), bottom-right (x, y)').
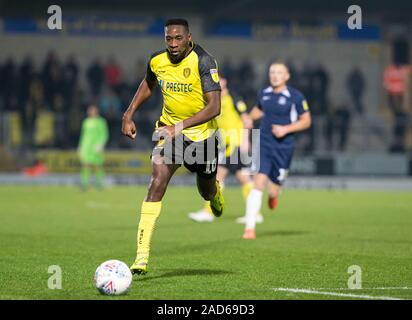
top-left (209, 22), bottom-right (380, 40)
top-left (36, 151), bottom-right (154, 174)
top-left (2, 16), bottom-right (165, 36)
top-left (2, 16), bottom-right (380, 41)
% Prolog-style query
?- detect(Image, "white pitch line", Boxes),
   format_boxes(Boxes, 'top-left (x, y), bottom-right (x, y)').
top-left (272, 288), bottom-right (405, 300)
top-left (317, 287), bottom-right (410, 291)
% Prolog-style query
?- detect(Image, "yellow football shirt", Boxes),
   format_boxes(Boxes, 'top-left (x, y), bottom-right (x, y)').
top-left (216, 91), bottom-right (247, 157)
top-left (146, 43), bottom-right (221, 142)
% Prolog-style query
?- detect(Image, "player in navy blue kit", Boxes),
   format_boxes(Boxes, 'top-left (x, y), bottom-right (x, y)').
top-left (242, 61), bottom-right (311, 239)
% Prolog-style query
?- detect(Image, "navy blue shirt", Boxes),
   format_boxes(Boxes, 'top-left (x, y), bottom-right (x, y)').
top-left (256, 85), bottom-right (309, 148)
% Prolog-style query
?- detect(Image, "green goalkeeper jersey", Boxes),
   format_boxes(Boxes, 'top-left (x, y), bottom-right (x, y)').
top-left (78, 116), bottom-right (109, 165)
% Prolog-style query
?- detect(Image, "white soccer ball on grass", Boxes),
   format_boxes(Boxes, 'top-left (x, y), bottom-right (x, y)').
top-left (94, 260), bottom-right (132, 295)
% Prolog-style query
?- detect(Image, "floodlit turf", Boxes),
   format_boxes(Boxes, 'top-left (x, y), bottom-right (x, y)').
top-left (0, 185), bottom-right (411, 300)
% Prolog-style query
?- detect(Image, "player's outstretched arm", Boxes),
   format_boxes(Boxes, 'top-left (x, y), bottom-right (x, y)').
top-left (122, 78), bottom-right (157, 139)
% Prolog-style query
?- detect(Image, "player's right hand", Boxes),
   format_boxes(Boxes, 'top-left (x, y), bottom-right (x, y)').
top-left (121, 117), bottom-right (137, 139)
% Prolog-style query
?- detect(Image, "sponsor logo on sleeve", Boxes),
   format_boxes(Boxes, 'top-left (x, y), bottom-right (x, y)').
top-left (210, 69), bottom-right (219, 83)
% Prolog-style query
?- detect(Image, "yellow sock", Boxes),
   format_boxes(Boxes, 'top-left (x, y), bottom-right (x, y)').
top-left (242, 182), bottom-right (253, 200)
top-left (135, 201), bottom-right (162, 264)
top-left (203, 201), bottom-right (212, 214)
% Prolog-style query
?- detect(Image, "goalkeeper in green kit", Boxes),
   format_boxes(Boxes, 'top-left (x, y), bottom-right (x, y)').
top-left (78, 105), bottom-right (109, 190)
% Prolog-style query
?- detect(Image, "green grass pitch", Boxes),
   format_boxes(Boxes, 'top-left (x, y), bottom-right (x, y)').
top-left (0, 185), bottom-right (411, 300)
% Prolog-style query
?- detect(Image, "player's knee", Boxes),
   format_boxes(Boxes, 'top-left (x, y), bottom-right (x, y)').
top-left (151, 176), bottom-right (167, 190)
top-left (147, 176), bottom-right (167, 201)
top-left (253, 181), bottom-right (265, 191)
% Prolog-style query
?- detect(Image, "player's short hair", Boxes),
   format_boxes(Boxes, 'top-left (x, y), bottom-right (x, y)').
top-left (269, 60), bottom-right (289, 72)
top-left (165, 18), bottom-right (190, 32)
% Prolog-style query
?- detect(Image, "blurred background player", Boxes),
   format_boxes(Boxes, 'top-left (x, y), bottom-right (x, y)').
top-left (78, 105), bottom-right (109, 190)
top-left (188, 74), bottom-right (262, 223)
top-left (242, 61), bottom-right (311, 240)
top-left (121, 19), bottom-right (223, 275)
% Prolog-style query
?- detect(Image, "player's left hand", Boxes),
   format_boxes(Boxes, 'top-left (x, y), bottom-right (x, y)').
top-left (272, 125), bottom-right (289, 138)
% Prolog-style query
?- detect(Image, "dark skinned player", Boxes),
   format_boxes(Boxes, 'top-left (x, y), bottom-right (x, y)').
top-left (122, 19), bottom-right (224, 275)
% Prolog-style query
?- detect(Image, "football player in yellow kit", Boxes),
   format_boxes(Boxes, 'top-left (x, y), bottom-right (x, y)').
top-left (122, 19), bottom-right (224, 275)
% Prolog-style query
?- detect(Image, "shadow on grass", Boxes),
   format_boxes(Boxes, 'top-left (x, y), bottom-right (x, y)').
top-left (155, 230), bottom-right (310, 256)
top-left (134, 268), bottom-right (233, 282)
top-left (258, 230), bottom-right (309, 237)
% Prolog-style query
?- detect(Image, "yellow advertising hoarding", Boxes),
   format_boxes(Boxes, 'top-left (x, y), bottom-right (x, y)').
top-left (36, 150), bottom-right (188, 175)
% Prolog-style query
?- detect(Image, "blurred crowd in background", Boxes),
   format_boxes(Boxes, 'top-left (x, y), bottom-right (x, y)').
top-left (0, 52), bottom-right (155, 150)
top-left (0, 48), bottom-right (410, 154)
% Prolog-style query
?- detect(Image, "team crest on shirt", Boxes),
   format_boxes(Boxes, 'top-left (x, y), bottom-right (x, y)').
top-left (210, 69), bottom-right (219, 83)
top-left (278, 96), bottom-right (287, 105)
top-left (183, 67), bottom-right (191, 78)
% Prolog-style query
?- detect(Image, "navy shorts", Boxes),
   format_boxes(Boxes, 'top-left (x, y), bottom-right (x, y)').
top-left (258, 145), bottom-right (294, 185)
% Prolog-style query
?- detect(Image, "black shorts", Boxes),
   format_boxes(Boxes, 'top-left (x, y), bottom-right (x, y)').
top-left (218, 145), bottom-right (250, 175)
top-left (152, 125), bottom-right (219, 179)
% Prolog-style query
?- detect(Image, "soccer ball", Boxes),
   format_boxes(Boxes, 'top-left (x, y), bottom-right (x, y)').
top-left (94, 260), bottom-right (132, 295)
